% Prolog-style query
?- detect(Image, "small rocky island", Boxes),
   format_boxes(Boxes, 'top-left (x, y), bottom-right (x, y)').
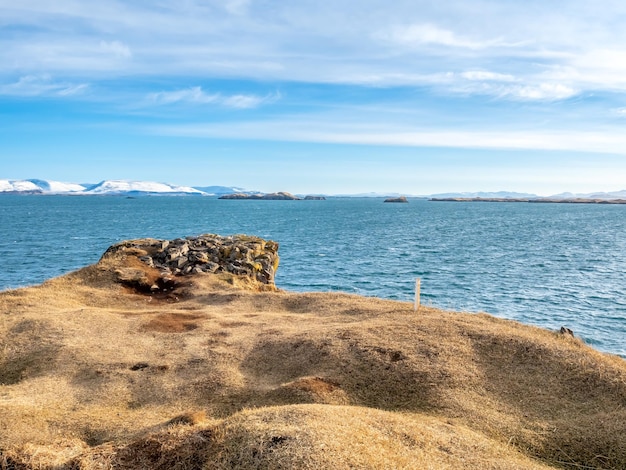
top-left (384, 196), bottom-right (408, 203)
top-left (219, 192), bottom-right (300, 200)
top-left (218, 192), bottom-right (326, 200)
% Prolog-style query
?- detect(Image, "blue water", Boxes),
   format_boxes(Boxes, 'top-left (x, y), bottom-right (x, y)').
top-left (1, 195), bottom-right (625, 357)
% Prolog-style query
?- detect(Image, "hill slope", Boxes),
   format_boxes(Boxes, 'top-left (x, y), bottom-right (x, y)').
top-left (1, 248), bottom-right (625, 469)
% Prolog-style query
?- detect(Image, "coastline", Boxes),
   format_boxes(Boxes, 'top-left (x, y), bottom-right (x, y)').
top-left (431, 196), bottom-right (626, 204)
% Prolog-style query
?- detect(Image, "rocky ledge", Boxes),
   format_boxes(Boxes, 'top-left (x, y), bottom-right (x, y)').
top-left (100, 234), bottom-right (279, 291)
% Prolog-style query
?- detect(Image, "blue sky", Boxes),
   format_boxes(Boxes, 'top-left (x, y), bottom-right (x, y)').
top-left (2, 0), bottom-right (626, 195)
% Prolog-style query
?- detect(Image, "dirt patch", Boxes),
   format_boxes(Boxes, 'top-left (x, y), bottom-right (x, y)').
top-left (287, 376), bottom-right (341, 394)
top-left (141, 313), bottom-right (204, 333)
top-left (270, 376), bottom-right (350, 405)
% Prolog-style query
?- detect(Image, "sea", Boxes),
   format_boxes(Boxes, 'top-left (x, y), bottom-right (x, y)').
top-left (1, 195), bottom-right (625, 358)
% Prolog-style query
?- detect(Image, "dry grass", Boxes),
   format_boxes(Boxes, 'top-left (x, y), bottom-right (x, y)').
top-left (1, 252), bottom-right (625, 469)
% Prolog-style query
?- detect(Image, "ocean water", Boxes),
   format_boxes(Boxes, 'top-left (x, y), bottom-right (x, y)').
top-left (1, 195), bottom-right (625, 357)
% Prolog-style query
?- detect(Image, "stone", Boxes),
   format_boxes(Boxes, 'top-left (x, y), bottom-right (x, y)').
top-left (138, 256), bottom-right (154, 267)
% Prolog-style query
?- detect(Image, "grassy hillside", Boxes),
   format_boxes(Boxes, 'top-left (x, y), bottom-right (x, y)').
top-left (1, 250), bottom-right (625, 469)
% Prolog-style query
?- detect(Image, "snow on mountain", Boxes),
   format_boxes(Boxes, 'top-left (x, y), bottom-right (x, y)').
top-left (0, 179), bottom-right (43, 193)
top-left (27, 179), bottom-right (86, 193)
top-left (0, 179), bottom-right (207, 195)
top-left (193, 185), bottom-right (251, 195)
top-left (84, 180), bottom-right (206, 195)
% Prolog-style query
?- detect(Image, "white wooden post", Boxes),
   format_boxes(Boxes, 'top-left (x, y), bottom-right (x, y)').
top-left (414, 278), bottom-right (421, 311)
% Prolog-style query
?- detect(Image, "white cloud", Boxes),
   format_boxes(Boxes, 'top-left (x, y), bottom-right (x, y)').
top-left (222, 94), bottom-right (265, 109)
top-left (0, 2), bottom-right (624, 109)
top-left (149, 87), bottom-right (220, 105)
top-left (503, 83), bottom-right (578, 101)
top-left (553, 49), bottom-right (626, 91)
top-left (451, 77), bottom-right (578, 101)
top-left (460, 71), bottom-right (516, 82)
top-left (0, 75), bottom-right (88, 97)
top-left (224, 0), bottom-right (251, 15)
top-left (147, 86), bottom-right (279, 108)
top-left (151, 119), bottom-right (626, 156)
top-left (99, 40), bottom-right (132, 59)
top-left (385, 23), bottom-right (501, 50)
top-left (56, 83), bottom-right (89, 96)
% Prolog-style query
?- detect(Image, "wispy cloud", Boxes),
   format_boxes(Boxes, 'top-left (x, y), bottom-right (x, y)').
top-left (460, 71), bottom-right (516, 82)
top-left (0, 75), bottom-right (88, 97)
top-left (99, 40), bottom-right (132, 59)
top-left (223, 0), bottom-right (251, 15)
top-left (147, 87), bottom-right (280, 109)
top-left (447, 70), bottom-right (578, 101)
top-left (383, 23), bottom-right (504, 50)
top-left (150, 118), bottom-right (626, 155)
top-left (148, 87), bottom-right (220, 105)
top-left (2, 2), bottom-right (625, 98)
top-left (503, 83), bottom-right (577, 101)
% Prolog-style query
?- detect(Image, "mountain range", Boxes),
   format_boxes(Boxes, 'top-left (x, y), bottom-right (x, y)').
top-left (0, 179), bottom-right (234, 196)
top-left (2, 179), bottom-right (626, 199)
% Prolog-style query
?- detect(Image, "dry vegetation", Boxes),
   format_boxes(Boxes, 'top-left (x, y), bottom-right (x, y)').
top-left (1, 250), bottom-right (625, 469)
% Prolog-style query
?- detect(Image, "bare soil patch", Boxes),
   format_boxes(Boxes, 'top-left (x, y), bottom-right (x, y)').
top-left (141, 312), bottom-right (204, 333)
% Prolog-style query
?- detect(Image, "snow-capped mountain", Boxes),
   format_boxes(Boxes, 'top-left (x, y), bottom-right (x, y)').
top-left (0, 179), bottom-right (207, 195)
top-left (83, 180), bottom-right (206, 195)
top-left (192, 185), bottom-right (253, 195)
top-left (0, 179), bottom-right (42, 193)
top-left (0, 179), bottom-right (86, 194)
top-left (27, 179), bottom-right (86, 193)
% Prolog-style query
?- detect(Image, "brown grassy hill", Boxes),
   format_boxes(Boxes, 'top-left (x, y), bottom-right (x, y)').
top-left (1, 249), bottom-right (625, 469)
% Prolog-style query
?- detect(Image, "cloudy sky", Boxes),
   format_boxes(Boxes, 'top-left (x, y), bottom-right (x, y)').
top-left (2, 0), bottom-right (626, 195)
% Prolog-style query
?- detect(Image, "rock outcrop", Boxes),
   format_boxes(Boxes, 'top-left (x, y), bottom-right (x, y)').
top-left (100, 234), bottom-right (279, 290)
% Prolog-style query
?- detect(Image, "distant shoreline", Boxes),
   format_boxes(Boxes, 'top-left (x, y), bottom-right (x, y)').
top-left (430, 197), bottom-right (626, 204)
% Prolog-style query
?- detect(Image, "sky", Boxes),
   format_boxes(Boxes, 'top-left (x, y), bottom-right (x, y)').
top-left (2, 1), bottom-right (626, 195)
